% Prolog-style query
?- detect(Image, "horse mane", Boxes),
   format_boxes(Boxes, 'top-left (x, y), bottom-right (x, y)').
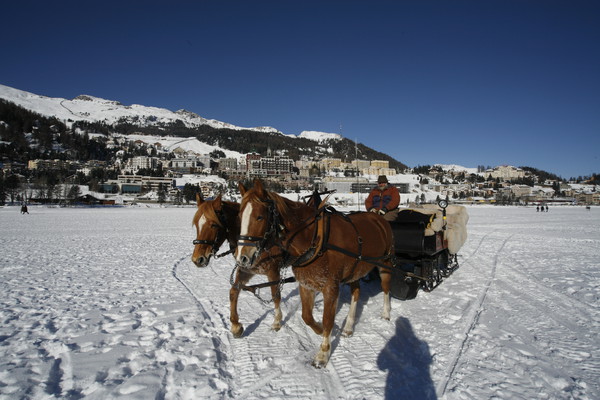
top-left (241, 188), bottom-right (304, 224)
top-left (192, 200), bottom-right (224, 227)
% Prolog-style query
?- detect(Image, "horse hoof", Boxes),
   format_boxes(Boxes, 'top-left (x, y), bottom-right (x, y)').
top-left (231, 325), bottom-right (244, 338)
top-left (311, 359), bottom-right (327, 369)
top-left (271, 323), bottom-right (281, 332)
top-left (342, 330), bottom-right (353, 337)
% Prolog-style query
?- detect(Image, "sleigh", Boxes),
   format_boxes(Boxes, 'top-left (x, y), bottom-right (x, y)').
top-left (387, 201), bottom-right (469, 300)
top-left (230, 190), bottom-right (468, 304)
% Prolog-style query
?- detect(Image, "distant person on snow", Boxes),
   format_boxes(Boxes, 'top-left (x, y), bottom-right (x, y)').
top-left (365, 175), bottom-right (400, 222)
top-left (536, 206), bottom-right (540, 212)
top-left (20, 203), bottom-right (29, 214)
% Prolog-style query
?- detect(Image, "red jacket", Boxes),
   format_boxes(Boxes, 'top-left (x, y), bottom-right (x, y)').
top-left (365, 184), bottom-right (400, 212)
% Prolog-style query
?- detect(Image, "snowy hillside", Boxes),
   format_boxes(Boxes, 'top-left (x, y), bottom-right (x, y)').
top-left (119, 133), bottom-right (244, 160)
top-left (434, 164), bottom-right (479, 175)
top-left (0, 205), bottom-right (598, 399)
top-left (297, 130), bottom-right (342, 142)
top-left (0, 84), bottom-right (282, 133)
top-left (0, 84), bottom-right (345, 143)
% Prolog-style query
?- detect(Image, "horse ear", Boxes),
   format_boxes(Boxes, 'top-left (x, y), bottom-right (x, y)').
top-left (254, 179), bottom-right (265, 197)
top-left (196, 192), bottom-right (204, 206)
top-left (238, 182), bottom-right (247, 196)
top-left (318, 194), bottom-right (332, 209)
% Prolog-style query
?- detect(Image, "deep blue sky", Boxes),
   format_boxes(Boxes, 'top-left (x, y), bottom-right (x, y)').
top-left (2, 1), bottom-right (599, 178)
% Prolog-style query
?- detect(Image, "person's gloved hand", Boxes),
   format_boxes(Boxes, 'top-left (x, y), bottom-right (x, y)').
top-left (378, 209), bottom-right (386, 215)
top-left (369, 208), bottom-right (377, 213)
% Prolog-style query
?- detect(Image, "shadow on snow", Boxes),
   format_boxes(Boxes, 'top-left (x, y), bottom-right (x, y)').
top-left (378, 317), bottom-right (436, 400)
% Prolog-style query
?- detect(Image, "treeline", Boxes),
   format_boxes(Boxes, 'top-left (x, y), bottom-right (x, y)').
top-left (519, 166), bottom-right (563, 183)
top-left (1, 100), bottom-right (408, 170)
top-left (0, 100), bottom-right (115, 164)
top-left (109, 118), bottom-right (407, 170)
top-left (568, 173), bottom-right (599, 184)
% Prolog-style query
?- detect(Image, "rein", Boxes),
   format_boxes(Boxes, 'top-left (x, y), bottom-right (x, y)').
top-left (230, 251), bottom-right (296, 304)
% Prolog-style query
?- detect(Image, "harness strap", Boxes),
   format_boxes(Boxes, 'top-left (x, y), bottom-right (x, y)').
top-left (323, 242), bottom-right (392, 271)
top-left (289, 212), bottom-right (326, 267)
top-left (288, 206), bottom-right (392, 278)
top-left (237, 235), bottom-right (265, 247)
top-left (240, 276), bottom-right (297, 293)
top-left (330, 212), bottom-right (363, 283)
top-left (193, 239), bottom-right (216, 245)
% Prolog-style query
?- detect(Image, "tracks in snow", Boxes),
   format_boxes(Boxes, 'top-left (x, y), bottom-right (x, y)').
top-left (172, 254), bottom-right (393, 399)
top-left (436, 232), bottom-right (513, 397)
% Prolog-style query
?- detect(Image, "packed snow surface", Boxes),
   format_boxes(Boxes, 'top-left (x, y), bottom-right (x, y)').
top-left (1, 205), bottom-right (598, 399)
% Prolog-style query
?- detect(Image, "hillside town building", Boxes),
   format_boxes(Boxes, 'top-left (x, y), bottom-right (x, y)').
top-left (485, 165), bottom-right (525, 181)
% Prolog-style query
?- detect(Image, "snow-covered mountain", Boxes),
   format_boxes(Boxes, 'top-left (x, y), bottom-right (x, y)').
top-left (297, 130), bottom-right (342, 142)
top-left (434, 164), bottom-right (479, 175)
top-left (0, 83), bottom-right (285, 134)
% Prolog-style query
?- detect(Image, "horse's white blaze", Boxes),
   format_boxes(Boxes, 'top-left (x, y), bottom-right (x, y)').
top-left (236, 203), bottom-right (254, 262)
top-left (240, 203), bottom-right (253, 236)
top-left (197, 214), bottom-right (208, 234)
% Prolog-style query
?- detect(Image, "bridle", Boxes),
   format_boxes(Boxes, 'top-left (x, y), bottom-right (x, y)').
top-left (236, 196), bottom-right (326, 268)
top-left (193, 208), bottom-right (234, 259)
top-left (237, 199), bottom-right (285, 262)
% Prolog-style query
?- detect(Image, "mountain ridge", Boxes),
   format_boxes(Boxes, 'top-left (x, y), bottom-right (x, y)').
top-left (0, 83), bottom-right (407, 169)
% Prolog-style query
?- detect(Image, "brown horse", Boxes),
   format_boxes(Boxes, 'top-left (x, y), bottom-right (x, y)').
top-left (235, 179), bottom-right (394, 368)
top-left (191, 192), bottom-right (285, 337)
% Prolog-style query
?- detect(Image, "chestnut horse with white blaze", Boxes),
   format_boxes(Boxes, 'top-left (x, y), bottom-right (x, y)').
top-left (191, 192), bottom-right (285, 337)
top-left (235, 180), bottom-right (394, 368)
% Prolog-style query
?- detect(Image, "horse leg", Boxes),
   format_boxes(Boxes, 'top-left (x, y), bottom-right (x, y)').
top-left (299, 285), bottom-right (323, 335)
top-left (379, 268), bottom-right (392, 320)
top-left (230, 269), bottom-right (253, 338)
top-left (341, 280), bottom-right (360, 337)
top-left (313, 285), bottom-right (339, 368)
top-left (266, 267), bottom-right (283, 331)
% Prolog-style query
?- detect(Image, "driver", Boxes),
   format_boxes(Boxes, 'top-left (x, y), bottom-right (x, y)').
top-left (365, 175), bottom-right (400, 221)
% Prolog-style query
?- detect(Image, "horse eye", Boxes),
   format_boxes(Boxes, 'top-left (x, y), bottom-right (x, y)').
top-left (256, 216), bottom-right (264, 221)
top-left (211, 224), bottom-right (219, 229)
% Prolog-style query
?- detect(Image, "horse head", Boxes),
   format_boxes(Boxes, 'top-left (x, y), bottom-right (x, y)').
top-left (235, 179), bottom-right (285, 269)
top-left (191, 192), bottom-right (229, 268)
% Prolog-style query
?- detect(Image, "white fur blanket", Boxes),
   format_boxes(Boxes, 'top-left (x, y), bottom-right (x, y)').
top-left (405, 204), bottom-right (469, 255)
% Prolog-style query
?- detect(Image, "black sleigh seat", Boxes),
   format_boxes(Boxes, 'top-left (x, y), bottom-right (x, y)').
top-left (389, 209), bottom-right (443, 256)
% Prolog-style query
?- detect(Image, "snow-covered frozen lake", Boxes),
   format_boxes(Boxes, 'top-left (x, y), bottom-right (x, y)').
top-left (1, 204), bottom-right (598, 399)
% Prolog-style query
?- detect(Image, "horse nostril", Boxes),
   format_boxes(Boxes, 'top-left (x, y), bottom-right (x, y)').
top-left (194, 256), bottom-right (207, 267)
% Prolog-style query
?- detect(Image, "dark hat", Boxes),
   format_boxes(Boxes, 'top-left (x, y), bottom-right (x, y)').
top-left (377, 175), bottom-right (388, 183)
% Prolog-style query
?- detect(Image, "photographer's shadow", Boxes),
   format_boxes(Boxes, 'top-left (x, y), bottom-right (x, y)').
top-left (377, 317), bottom-right (437, 400)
